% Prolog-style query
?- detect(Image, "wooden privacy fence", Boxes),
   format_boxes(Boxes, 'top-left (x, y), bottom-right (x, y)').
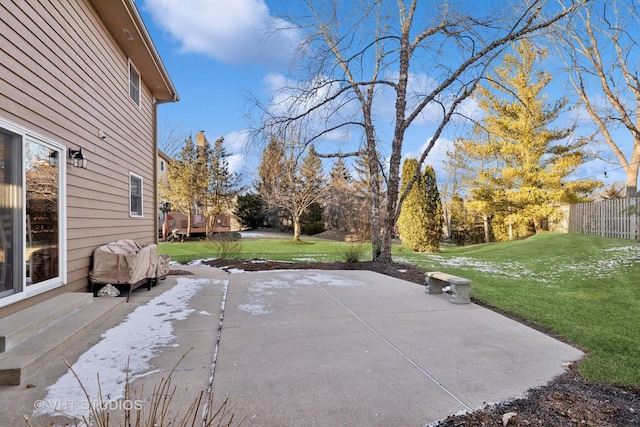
top-left (568, 197), bottom-right (639, 240)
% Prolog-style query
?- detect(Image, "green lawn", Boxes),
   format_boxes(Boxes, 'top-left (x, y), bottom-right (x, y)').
top-left (160, 234), bottom-right (371, 263)
top-left (159, 232), bottom-right (640, 386)
top-left (396, 233), bottom-right (640, 386)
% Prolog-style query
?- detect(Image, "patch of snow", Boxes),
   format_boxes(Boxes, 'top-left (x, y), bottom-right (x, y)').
top-left (237, 270), bottom-right (373, 315)
top-left (187, 258), bottom-right (216, 266)
top-left (36, 277), bottom-right (222, 420)
top-left (304, 271), bottom-right (372, 288)
top-left (238, 231), bottom-right (291, 239)
top-left (238, 304), bottom-right (272, 315)
top-left (399, 243), bottom-right (636, 284)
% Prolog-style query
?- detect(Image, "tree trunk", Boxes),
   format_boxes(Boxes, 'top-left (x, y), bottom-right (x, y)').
top-left (162, 215), bottom-right (169, 241)
top-left (483, 214), bottom-right (491, 243)
top-left (293, 216), bottom-right (301, 241)
top-left (375, 19), bottom-right (411, 264)
top-left (378, 213), bottom-right (395, 263)
top-left (533, 218), bottom-right (543, 233)
top-left (364, 107), bottom-right (382, 260)
top-left (625, 159), bottom-right (639, 197)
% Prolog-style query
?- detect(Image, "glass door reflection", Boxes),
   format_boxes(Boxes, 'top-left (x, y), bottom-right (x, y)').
top-left (25, 140), bottom-right (59, 285)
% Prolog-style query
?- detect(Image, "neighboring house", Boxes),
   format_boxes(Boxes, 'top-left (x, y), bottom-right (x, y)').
top-left (157, 131), bottom-right (236, 239)
top-left (0, 0), bottom-right (178, 318)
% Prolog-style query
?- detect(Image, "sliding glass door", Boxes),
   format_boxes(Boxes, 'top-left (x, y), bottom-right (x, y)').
top-left (25, 139), bottom-right (60, 285)
top-left (0, 128), bottom-right (23, 297)
top-left (0, 119), bottom-right (64, 305)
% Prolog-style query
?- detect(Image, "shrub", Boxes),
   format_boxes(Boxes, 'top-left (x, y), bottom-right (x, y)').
top-left (302, 221), bottom-right (325, 235)
top-left (204, 232), bottom-right (242, 259)
top-left (336, 242), bottom-right (366, 263)
top-left (300, 202), bottom-right (325, 235)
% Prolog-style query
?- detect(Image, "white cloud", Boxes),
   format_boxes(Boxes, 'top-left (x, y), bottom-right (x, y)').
top-left (143, 0), bottom-right (301, 66)
top-left (263, 73), bottom-right (359, 145)
top-left (228, 153), bottom-right (246, 176)
top-left (224, 130), bottom-right (250, 152)
top-left (220, 130), bottom-right (250, 177)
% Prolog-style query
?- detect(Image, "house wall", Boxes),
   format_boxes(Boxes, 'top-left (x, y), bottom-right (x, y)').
top-left (0, 0), bottom-right (159, 315)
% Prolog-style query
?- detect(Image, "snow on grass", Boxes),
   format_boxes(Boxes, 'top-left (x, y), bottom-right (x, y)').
top-left (238, 231), bottom-right (290, 239)
top-left (399, 244), bottom-right (638, 283)
top-left (36, 277), bottom-right (223, 420)
top-left (291, 254), bottom-right (334, 262)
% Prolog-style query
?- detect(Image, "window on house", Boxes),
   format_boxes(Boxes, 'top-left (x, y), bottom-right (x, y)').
top-left (160, 160), bottom-right (165, 172)
top-left (129, 61), bottom-right (140, 106)
top-left (130, 173), bottom-right (143, 217)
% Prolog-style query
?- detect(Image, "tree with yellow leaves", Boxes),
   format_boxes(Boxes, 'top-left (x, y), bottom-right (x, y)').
top-left (452, 39), bottom-right (598, 240)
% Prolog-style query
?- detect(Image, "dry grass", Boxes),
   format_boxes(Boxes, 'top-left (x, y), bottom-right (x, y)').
top-left (25, 352), bottom-right (243, 427)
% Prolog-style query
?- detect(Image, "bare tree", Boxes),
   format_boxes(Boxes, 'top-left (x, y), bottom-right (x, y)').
top-left (257, 135), bottom-right (327, 241)
top-left (260, 0), bottom-right (586, 262)
top-left (559, 1), bottom-right (640, 197)
top-left (158, 120), bottom-right (188, 158)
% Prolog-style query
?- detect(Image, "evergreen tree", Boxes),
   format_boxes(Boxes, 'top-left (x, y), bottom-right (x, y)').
top-left (453, 40), bottom-right (598, 239)
top-left (234, 193), bottom-right (266, 229)
top-left (256, 136), bottom-right (286, 228)
top-left (204, 136), bottom-right (244, 233)
top-left (325, 158), bottom-right (354, 231)
top-left (159, 135), bottom-right (207, 237)
top-left (351, 151), bottom-right (384, 241)
top-left (422, 165), bottom-right (444, 252)
top-left (449, 193), bottom-right (485, 245)
top-left (397, 159), bottom-right (443, 253)
top-left (300, 201), bottom-right (325, 235)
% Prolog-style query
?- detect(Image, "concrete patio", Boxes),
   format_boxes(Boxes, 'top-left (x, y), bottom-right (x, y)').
top-left (0, 264), bottom-right (584, 426)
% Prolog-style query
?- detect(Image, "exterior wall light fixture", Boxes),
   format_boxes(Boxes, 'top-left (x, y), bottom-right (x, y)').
top-left (69, 148), bottom-right (87, 168)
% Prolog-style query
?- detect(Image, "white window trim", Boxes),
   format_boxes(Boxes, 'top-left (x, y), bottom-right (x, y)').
top-left (129, 172), bottom-right (144, 217)
top-left (0, 116), bottom-right (67, 308)
top-left (128, 59), bottom-right (141, 108)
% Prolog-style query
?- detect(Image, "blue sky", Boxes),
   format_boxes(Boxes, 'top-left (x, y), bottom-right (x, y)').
top-left (138, 0), bottom-right (299, 186)
top-left (137, 0), bottom-right (629, 191)
top-left (137, 0), bottom-right (483, 187)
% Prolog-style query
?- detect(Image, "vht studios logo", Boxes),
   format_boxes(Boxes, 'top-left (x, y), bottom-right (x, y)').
top-left (34, 398), bottom-right (143, 412)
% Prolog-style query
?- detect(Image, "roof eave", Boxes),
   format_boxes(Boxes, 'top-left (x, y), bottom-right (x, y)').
top-left (88, 0), bottom-right (179, 103)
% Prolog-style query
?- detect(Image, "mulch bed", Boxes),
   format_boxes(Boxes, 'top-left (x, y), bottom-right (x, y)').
top-left (172, 258), bottom-right (639, 426)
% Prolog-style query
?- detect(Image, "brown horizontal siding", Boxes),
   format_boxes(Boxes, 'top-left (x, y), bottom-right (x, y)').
top-left (0, 0), bottom-right (160, 309)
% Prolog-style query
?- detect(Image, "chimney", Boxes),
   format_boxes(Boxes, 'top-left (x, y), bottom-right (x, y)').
top-left (196, 130), bottom-right (207, 148)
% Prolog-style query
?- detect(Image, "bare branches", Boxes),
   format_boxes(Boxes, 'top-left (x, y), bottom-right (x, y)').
top-left (251, 0), bottom-right (587, 260)
top-left (558, 0), bottom-right (640, 194)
